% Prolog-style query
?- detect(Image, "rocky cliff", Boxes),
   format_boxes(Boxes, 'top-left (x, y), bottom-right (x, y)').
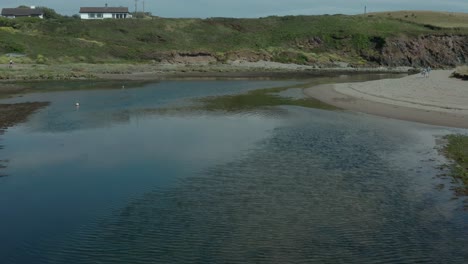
top-left (151, 34), bottom-right (468, 69)
top-left (366, 35), bottom-right (468, 68)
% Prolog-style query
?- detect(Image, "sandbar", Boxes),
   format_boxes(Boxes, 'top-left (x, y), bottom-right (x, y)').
top-left (304, 70), bottom-right (468, 128)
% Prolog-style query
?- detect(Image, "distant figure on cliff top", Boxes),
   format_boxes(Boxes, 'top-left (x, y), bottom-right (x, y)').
top-left (9, 59), bottom-right (13, 68)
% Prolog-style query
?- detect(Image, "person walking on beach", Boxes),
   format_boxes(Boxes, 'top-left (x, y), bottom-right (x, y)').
top-left (427, 66), bottom-right (432, 78)
top-left (421, 68), bottom-right (427, 78)
top-left (8, 59), bottom-right (13, 69)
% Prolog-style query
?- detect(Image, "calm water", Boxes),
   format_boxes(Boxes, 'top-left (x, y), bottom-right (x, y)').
top-left (1, 77), bottom-right (467, 263)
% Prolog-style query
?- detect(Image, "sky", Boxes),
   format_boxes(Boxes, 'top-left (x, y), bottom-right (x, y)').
top-left (1, 0), bottom-right (468, 17)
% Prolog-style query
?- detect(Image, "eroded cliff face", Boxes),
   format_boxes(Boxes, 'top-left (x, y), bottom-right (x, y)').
top-left (141, 34), bottom-right (468, 68)
top-left (369, 35), bottom-right (468, 68)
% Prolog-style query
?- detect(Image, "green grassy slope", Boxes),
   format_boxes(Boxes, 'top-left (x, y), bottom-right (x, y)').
top-left (0, 13), bottom-right (467, 64)
top-left (367, 11), bottom-right (468, 28)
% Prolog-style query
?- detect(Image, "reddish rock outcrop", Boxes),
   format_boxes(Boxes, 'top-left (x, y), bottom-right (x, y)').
top-left (372, 35), bottom-right (468, 67)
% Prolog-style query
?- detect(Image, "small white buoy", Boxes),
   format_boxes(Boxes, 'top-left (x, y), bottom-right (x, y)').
top-left (75, 102), bottom-right (80, 107)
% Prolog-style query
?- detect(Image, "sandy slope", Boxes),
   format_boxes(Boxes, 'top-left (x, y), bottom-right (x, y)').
top-left (304, 70), bottom-right (468, 128)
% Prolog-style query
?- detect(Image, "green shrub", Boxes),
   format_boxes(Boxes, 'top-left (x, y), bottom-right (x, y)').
top-left (36, 54), bottom-right (47, 64)
top-left (0, 42), bottom-right (26, 53)
top-left (0, 17), bottom-right (16, 27)
top-left (351, 34), bottom-right (370, 51)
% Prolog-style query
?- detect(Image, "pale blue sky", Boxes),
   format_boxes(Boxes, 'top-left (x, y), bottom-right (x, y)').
top-left (2, 0), bottom-right (468, 17)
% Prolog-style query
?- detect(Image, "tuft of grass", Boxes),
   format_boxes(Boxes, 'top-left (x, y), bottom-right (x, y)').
top-left (0, 27), bottom-right (18, 33)
top-left (0, 55), bottom-right (33, 64)
top-left (443, 134), bottom-right (468, 195)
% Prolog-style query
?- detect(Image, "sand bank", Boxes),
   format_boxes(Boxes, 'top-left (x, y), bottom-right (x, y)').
top-left (304, 70), bottom-right (468, 128)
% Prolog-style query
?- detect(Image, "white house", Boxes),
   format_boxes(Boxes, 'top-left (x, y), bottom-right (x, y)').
top-left (1, 6), bottom-right (44, 18)
top-left (79, 5), bottom-right (132, 19)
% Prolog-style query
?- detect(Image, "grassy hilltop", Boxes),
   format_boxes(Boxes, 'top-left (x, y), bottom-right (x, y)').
top-left (0, 11), bottom-right (468, 66)
top-left (367, 11), bottom-right (468, 28)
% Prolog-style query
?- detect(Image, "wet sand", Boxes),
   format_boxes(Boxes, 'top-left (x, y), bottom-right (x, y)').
top-left (304, 70), bottom-right (468, 128)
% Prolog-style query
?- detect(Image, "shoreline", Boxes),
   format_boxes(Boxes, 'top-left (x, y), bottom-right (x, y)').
top-left (0, 62), bottom-right (412, 99)
top-left (0, 62), bottom-right (415, 82)
top-left (2, 63), bottom-right (466, 129)
top-left (304, 70), bottom-right (468, 128)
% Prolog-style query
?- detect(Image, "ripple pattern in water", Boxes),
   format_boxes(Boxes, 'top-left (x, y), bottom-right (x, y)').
top-left (36, 109), bottom-right (468, 264)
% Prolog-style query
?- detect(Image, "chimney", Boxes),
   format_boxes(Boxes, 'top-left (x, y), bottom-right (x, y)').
top-left (105, 3), bottom-right (108, 8)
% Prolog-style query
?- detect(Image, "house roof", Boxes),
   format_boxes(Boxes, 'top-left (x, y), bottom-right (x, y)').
top-left (1, 8), bottom-right (44, 16)
top-left (79, 7), bottom-right (129, 13)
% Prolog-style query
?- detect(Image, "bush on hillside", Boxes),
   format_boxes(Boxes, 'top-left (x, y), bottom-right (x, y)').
top-left (36, 54), bottom-right (47, 64)
top-left (0, 42), bottom-right (26, 53)
top-left (37, 7), bottom-right (63, 19)
top-left (0, 17), bottom-right (16, 27)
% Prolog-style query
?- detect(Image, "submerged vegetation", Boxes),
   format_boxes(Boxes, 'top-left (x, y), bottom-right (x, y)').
top-left (0, 102), bottom-right (50, 177)
top-left (443, 134), bottom-right (468, 195)
top-left (198, 85), bottom-right (337, 112)
top-left (0, 102), bottom-right (49, 129)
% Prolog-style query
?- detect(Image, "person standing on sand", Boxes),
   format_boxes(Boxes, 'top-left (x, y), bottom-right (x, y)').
top-left (9, 59), bottom-right (13, 69)
top-left (421, 68), bottom-right (427, 78)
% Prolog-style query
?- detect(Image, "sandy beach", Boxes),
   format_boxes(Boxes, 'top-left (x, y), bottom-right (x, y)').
top-left (304, 70), bottom-right (468, 128)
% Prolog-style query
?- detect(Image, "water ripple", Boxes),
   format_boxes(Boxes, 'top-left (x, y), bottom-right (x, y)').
top-left (34, 112), bottom-right (468, 264)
